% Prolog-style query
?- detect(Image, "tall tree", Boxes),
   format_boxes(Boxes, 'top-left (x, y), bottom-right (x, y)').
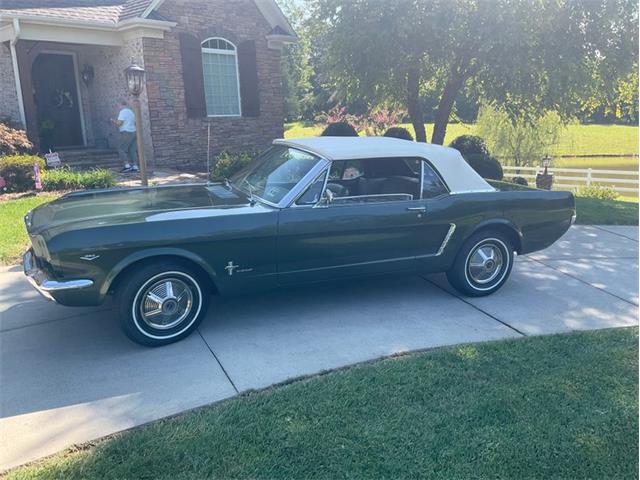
top-left (310, 0), bottom-right (638, 143)
top-left (279, 0), bottom-right (314, 120)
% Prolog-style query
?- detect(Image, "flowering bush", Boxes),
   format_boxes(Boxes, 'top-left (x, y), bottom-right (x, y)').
top-left (319, 105), bottom-right (406, 136)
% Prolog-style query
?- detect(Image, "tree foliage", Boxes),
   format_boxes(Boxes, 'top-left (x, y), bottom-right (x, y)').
top-left (476, 104), bottom-right (564, 167)
top-left (308, 0), bottom-right (638, 143)
top-left (279, 0), bottom-right (314, 120)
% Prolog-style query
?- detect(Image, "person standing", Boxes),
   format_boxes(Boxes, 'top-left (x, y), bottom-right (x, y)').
top-left (111, 100), bottom-right (139, 173)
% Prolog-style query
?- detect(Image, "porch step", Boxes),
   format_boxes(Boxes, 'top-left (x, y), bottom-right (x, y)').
top-left (56, 149), bottom-right (121, 169)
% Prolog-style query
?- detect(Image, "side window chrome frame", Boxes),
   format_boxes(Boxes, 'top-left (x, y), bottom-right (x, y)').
top-left (292, 167), bottom-right (330, 208)
top-left (281, 151), bottom-right (331, 208)
top-left (420, 157), bottom-right (450, 199)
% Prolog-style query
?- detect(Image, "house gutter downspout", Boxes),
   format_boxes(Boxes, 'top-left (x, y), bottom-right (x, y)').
top-left (10, 18), bottom-right (27, 129)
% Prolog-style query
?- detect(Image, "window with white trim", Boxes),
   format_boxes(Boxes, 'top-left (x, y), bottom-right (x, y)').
top-left (201, 38), bottom-right (241, 116)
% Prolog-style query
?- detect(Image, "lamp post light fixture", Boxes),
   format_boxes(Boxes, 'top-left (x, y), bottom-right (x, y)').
top-left (536, 154), bottom-right (554, 190)
top-left (124, 62), bottom-right (148, 186)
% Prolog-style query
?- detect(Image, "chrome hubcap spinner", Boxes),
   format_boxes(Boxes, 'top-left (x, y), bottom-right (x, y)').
top-left (139, 278), bottom-right (194, 330)
top-left (467, 242), bottom-right (504, 285)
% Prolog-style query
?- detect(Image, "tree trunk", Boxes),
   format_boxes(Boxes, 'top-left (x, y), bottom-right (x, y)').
top-left (431, 70), bottom-right (465, 145)
top-left (406, 67), bottom-right (426, 142)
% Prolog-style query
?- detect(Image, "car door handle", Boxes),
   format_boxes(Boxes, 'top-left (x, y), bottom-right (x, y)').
top-left (406, 206), bottom-right (427, 212)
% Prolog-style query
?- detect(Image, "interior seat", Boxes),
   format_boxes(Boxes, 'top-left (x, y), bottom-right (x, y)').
top-left (379, 176), bottom-right (420, 199)
top-left (357, 177), bottom-right (386, 195)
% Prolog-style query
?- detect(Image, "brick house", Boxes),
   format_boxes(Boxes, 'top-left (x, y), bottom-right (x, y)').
top-left (0, 0), bottom-right (296, 168)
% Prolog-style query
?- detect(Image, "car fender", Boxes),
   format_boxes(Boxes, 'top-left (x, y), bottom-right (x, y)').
top-left (466, 218), bottom-right (524, 252)
top-left (101, 247), bottom-right (219, 297)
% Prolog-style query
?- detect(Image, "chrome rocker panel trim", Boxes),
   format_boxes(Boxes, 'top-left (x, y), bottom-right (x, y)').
top-left (23, 251), bottom-right (93, 301)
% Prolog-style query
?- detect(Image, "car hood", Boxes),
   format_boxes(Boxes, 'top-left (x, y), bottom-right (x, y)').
top-left (26, 183), bottom-right (257, 236)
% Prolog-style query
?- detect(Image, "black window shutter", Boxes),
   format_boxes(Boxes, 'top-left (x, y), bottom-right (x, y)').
top-left (237, 40), bottom-right (260, 117)
top-left (179, 32), bottom-right (207, 118)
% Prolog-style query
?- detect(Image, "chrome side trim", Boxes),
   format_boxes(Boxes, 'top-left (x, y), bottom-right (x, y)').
top-left (435, 223), bottom-right (457, 256)
top-left (449, 188), bottom-right (496, 194)
top-left (23, 251), bottom-right (93, 302)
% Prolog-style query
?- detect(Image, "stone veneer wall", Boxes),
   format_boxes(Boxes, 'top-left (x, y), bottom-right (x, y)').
top-left (2, 40), bottom-right (153, 160)
top-left (83, 38), bottom-right (154, 161)
top-left (143, 0), bottom-right (285, 169)
top-left (0, 45), bottom-right (24, 127)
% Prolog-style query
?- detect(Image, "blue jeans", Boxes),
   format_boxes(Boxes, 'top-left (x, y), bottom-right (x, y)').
top-left (117, 131), bottom-right (137, 165)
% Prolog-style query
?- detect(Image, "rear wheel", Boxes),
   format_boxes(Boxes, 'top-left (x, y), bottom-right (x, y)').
top-left (446, 231), bottom-right (514, 297)
top-left (115, 261), bottom-right (210, 346)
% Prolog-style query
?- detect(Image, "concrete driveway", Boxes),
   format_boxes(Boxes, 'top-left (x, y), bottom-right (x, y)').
top-left (1, 225), bottom-right (637, 471)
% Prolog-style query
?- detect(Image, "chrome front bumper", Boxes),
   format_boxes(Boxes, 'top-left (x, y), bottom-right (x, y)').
top-left (23, 250), bottom-right (94, 302)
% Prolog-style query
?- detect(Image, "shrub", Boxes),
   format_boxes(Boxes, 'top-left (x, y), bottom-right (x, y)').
top-left (0, 155), bottom-right (45, 193)
top-left (0, 123), bottom-right (33, 156)
top-left (384, 127), bottom-right (413, 141)
top-left (463, 154), bottom-right (504, 180)
top-left (574, 184), bottom-right (619, 201)
top-left (210, 151), bottom-right (256, 181)
top-left (41, 167), bottom-right (116, 191)
top-left (321, 122), bottom-right (359, 137)
top-left (510, 176), bottom-right (529, 186)
top-left (449, 135), bottom-right (489, 157)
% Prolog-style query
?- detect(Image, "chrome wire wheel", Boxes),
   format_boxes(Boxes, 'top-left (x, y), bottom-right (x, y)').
top-left (466, 241), bottom-right (505, 285)
top-left (138, 277), bottom-right (194, 330)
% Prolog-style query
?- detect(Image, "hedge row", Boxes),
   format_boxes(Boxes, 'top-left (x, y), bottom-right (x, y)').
top-left (0, 155), bottom-right (115, 193)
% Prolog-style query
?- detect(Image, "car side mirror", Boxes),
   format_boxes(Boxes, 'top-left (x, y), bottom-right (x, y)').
top-left (324, 189), bottom-right (334, 204)
top-left (315, 189), bottom-right (334, 208)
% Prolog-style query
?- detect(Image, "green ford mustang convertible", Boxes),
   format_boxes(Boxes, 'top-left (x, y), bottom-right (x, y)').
top-left (23, 137), bottom-right (575, 346)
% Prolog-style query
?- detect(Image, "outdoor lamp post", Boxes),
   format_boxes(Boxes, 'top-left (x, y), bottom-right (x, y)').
top-left (124, 62), bottom-right (148, 186)
top-left (536, 154), bottom-right (554, 190)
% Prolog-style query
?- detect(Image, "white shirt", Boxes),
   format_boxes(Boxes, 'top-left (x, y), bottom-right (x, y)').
top-left (117, 108), bottom-right (136, 133)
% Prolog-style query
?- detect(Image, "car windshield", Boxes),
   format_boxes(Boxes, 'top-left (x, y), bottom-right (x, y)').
top-left (230, 145), bottom-right (321, 204)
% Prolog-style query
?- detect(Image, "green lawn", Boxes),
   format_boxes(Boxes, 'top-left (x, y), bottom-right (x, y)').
top-left (0, 194), bottom-right (56, 266)
top-left (575, 197), bottom-right (639, 225)
top-left (285, 122), bottom-right (639, 158)
top-left (554, 155), bottom-right (638, 171)
top-left (8, 327), bottom-right (637, 480)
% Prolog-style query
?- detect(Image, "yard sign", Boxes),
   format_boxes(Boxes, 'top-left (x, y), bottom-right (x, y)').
top-left (44, 151), bottom-right (61, 168)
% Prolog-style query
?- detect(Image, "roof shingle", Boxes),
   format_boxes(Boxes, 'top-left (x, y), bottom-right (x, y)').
top-left (0, 0), bottom-right (156, 24)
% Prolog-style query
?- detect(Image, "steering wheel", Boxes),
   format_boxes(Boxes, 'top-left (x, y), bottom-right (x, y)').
top-left (326, 183), bottom-right (349, 198)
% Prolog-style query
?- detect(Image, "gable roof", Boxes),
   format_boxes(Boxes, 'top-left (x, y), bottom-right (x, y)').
top-left (0, 0), bottom-right (296, 37)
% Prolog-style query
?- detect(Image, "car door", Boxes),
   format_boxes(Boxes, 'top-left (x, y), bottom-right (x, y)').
top-left (276, 157), bottom-right (452, 284)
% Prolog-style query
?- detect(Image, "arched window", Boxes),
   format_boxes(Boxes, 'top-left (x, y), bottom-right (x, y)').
top-left (201, 38), bottom-right (241, 116)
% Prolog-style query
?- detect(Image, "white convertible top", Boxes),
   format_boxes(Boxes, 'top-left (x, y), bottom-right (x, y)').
top-left (274, 136), bottom-right (495, 194)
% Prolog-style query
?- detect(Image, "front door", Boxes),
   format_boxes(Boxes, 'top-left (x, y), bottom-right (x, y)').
top-left (32, 53), bottom-right (83, 150)
top-left (276, 157), bottom-right (455, 284)
top-left (277, 200), bottom-right (435, 284)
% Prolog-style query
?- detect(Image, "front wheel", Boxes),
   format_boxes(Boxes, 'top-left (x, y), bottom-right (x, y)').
top-left (115, 262), bottom-right (210, 346)
top-left (446, 231), bottom-right (514, 297)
